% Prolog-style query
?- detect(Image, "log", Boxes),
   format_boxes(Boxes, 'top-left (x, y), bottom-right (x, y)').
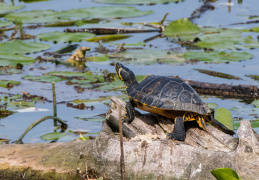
top-left (1, 97), bottom-right (259, 179)
top-left (181, 78), bottom-right (259, 99)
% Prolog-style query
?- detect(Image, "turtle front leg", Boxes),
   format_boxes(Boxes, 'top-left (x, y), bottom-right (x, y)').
top-left (123, 102), bottom-right (135, 124)
top-left (168, 117), bottom-right (186, 141)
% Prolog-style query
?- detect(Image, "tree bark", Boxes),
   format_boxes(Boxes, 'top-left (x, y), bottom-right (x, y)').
top-left (1, 97), bottom-right (259, 179)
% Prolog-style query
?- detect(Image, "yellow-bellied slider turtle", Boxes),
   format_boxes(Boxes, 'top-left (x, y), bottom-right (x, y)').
top-left (115, 63), bottom-right (235, 141)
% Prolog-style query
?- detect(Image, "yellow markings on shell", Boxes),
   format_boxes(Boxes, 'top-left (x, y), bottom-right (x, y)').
top-left (130, 96), bottom-right (160, 109)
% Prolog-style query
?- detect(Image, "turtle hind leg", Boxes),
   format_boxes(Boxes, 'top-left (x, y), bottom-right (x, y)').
top-left (168, 117), bottom-right (186, 141)
top-left (207, 116), bottom-right (235, 135)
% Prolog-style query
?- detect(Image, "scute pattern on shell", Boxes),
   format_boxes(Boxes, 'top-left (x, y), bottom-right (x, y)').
top-left (127, 76), bottom-right (210, 115)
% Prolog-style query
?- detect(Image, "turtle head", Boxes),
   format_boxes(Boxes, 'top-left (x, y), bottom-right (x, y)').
top-left (115, 63), bottom-right (138, 88)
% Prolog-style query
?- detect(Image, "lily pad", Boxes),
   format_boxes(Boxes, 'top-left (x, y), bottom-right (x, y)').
top-left (40, 132), bottom-right (68, 141)
top-left (0, 20), bottom-right (12, 28)
top-left (109, 49), bottom-right (185, 65)
top-left (184, 51), bottom-right (253, 63)
top-left (249, 27), bottom-right (259, 32)
top-left (86, 34), bottom-right (131, 42)
top-left (93, 0), bottom-right (183, 5)
top-left (86, 6), bottom-right (153, 19)
top-left (208, 103), bottom-right (218, 109)
top-left (252, 100), bottom-right (259, 108)
top-left (5, 7), bottom-right (153, 24)
top-left (234, 120), bottom-right (259, 129)
top-left (7, 101), bottom-right (35, 110)
top-left (23, 75), bottom-right (66, 83)
top-left (0, 94), bottom-right (41, 111)
top-left (4, 9), bottom-right (91, 24)
top-left (4, 10), bottom-right (58, 24)
top-left (95, 75), bottom-right (146, 91)
top-left (0, 67), bottom-right (22, 75)
top-left (214, 107), bottom-right (234, 131)
top-left (163, 18), bottom-right (200, 37)
top-left (0, 3), bottom-right (24, 15)
top-left (211, 168), bottom-right (240, 180)
top-left (37, 31), bottom-right (95, 43)
top-left (0, 40), bottom-right (50, 54)
top-left (0, 80), bottom-right (20, 88)
top-left (196, 28), bottom-right (259, 50)
top-left (73, 97), bottom-right (112, 105)
top-left (246, 74), bottom-right (259, 81)
top-left (43, 19), bottom-right (102, 27)
top-left (47, 71), bottom-right (104, 82)
top-left (87, 55), bottom-right (110, 62)
top-left (0, 53), bottom-right (35, 66)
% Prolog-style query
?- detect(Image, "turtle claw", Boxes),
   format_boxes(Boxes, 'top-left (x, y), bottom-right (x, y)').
top-left (167, 133), bottom-right (185, 141)
top-left (122, 118), bottom-right (128, 124)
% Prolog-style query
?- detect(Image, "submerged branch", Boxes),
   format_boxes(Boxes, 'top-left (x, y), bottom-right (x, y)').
top-left (64, 27), bottom-right (159, 35)
top-left (15, 116), bottom-right (67, 143)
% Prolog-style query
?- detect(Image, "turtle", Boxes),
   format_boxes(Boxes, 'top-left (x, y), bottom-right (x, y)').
top-left (115, 63), bottom-right (235, 141)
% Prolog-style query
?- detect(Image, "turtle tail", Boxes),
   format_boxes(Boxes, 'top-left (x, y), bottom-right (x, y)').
top-left (206, 116), bottom-right (235, 135)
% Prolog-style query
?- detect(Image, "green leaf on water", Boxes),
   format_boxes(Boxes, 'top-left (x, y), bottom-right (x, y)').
top-left (86, 34), bottom-right (131, 42)
top-left (249, 27), bottom-right (259, 32)
top-left (23, 75), bottom-right (66, 83)
top-left (37, 31), bottom-right (95, 43)
top-left (234, 120), bottom-right (259, 129)
top-left (184, 51), bottom-right (253, 63)
top-left (109, 49), bottom-right (185, 65)
top-left (73, 97), bottom-right (112, 104)
top-left (246, 74), bottom-right (259, 81)
top-left (208, 103), bottom-right (218, 109)
top-left (4, 9), bottom-right (91, 24)
top-left (211, 168), bottom-right (240, 180)
top-left (214, 107), bottom-right (234, 131)
top-left (93, 0), bottom-right (183, 5)
top-left (0, 20), bottom-right (12, 28)
top-left (40, 132), bottom-right (68, 141)
top-left (5, 7), bottom-right (152, 24)
top-left (7, 101), bottom-right (35, 110)
top-left (163, 18), bottom-right (200, 37)
top-left (47, 71), bottom-right (104, 82)
top-left (196, 28), bottom-right (259, 50)
top-left (43, 19), bottom-right (102, 27)
top-left (86, 55), bottom-right (110, 62)
top-left (85, 6), bottom-right (153, 19)
top-left (0, 67), bottom-right (22, 75)
top-left (0, 3), bottom-right (24, 15)
top-left (0, 53), bottom-right (35, 66)
top-left (0, 40), bottom-right (50, 54)
top-left (95, 75), bottom-right (145, 91)
top-left (0, 80), bottom-right (20, 88)
top-left (112, 41), bottom-right (145, 47)
top-left (252, 100), bottom-right (259, 108)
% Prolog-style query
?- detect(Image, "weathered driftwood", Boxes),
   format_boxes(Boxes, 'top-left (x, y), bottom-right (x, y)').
top-left (182, 78), bottom-right (259, 99)
top-left (1, 97), bottom-right (259, 179)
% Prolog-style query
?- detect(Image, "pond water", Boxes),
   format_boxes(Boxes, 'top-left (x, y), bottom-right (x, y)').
top-left (0, 0), bottom-right (259, 143)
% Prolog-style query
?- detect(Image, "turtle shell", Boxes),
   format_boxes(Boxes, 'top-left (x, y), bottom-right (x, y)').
top-left (127, 76), bottom-right (210, 115)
